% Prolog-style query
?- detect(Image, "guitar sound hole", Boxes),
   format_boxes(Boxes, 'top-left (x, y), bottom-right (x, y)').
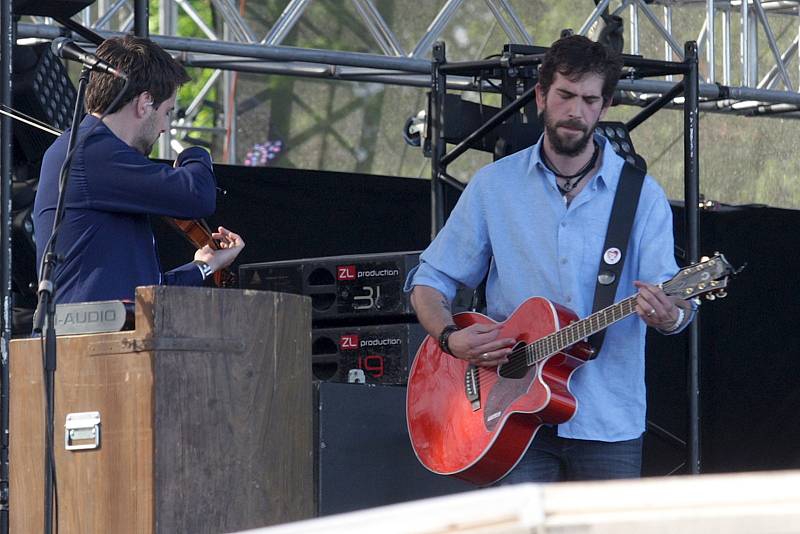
top-left (498, 342), bottom-right (529, 380)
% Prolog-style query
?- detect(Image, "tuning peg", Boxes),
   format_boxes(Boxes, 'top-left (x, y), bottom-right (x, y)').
top-left (701, 255), bottom-right (710, 262)
top-left (705, 293), bottom-right (716, 301)
top-left (716, 289), bottom-right (727, 299)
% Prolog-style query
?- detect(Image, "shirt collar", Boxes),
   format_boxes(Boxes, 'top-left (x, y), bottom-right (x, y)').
top-left (79, 113), bottom-right (111, 137)
top-left (81, 113), bottom-right (102, 128)
top-left (529, 132), bottom-right (626, 193)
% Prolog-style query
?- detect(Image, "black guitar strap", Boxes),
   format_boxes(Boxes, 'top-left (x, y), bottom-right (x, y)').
top-left (588, 162), bottom-right (646, 353)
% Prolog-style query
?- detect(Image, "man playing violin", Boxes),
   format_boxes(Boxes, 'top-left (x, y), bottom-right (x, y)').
top-left (34, 35), bottom-right (244, 304)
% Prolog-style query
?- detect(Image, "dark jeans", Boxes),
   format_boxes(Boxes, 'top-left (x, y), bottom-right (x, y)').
top-left (497, 425), bottom-right (643, 485)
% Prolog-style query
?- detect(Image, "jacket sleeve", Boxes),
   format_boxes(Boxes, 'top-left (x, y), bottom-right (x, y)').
top-left (75, 137), bottom-right (217, 219)
top-left (163, 262), bottom-right (205, 287)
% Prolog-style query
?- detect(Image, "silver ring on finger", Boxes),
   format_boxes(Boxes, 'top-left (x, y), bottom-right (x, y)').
top-left (481, 353), bottom-right (490, 360)
top-left (646, 309), bottom-right (656, 317)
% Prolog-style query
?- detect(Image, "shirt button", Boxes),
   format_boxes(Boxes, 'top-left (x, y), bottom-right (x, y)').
top-left (566, 296), bottom-right (572, 303)
top-left (560, 258), bottom-right (568, 264)
top-left (560, 222), bottom-right (566, 227)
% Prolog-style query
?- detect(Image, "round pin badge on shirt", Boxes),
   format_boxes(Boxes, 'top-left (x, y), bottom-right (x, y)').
top-left (603, 247), bottom-right (622, 265)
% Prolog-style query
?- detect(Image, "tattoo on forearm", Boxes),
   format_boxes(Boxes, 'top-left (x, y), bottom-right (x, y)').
top-left (439, 297), bottom-right (451, 313)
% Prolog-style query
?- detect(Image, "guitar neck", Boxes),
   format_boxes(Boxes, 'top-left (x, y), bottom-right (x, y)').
top-left (526, 295), bottom-right (639, 366)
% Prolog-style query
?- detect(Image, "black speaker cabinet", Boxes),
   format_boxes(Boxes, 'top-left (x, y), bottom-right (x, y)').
top-left (314, 382), bottom-right (471, 516)
top-left (240, 251), bottom-right (476, 326)
top-left (312, 323), bottom-right (426, 385)
top-left (240, 251), bottom-right (422, 324)
top-left (643, 203), bottom-right (800, 475)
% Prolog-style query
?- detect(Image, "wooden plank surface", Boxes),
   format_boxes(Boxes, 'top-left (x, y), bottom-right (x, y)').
top-left (151, 286), bottom-right (314, 533)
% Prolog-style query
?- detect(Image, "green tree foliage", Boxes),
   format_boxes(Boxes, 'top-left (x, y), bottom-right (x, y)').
top-left (164, 0), bottom-right (800, 209)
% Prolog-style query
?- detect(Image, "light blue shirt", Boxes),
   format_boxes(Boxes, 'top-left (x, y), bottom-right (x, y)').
top-left (405, 134), bottom-right (687, 442)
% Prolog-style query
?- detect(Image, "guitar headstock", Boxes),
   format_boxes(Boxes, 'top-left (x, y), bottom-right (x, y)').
top-left (663, 253), bottom-right (742, 302)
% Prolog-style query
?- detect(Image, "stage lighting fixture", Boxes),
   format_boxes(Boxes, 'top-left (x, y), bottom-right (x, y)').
top-left (403, 110), bottom-right (426, 147)
top-left (13, 43), bottom-right (77, 168)
top-left (596, 121), bottom-right (647, 172)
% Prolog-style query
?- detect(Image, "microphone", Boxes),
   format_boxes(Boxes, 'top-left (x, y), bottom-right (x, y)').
top-left (50, 37), bottom-right (128, 80)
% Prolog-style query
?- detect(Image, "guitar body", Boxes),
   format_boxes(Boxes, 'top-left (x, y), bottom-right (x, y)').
top-left (406, 254), bottom-right (737, 486)
top-left (406, 296), bottom-right (595, 486)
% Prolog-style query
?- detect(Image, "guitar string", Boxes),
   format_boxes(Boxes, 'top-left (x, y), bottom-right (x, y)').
top-left (489, 296), bottom-right (639, 378)
top-left (471, 275), bottom-right (693, 385)
top-left (470, 261), bottom-right (729, 399)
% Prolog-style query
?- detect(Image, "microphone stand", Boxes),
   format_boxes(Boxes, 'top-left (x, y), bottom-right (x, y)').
top-left (32, 66), bottom-right (91, 534)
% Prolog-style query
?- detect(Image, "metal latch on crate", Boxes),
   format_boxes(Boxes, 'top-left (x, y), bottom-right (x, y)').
top-left (65, 411), bottom-right (101, 451)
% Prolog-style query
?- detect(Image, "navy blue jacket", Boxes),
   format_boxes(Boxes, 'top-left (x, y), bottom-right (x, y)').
top-left (34, 115), bottom-right (217, 304)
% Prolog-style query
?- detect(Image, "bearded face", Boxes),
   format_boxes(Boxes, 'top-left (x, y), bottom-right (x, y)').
top-left (132, 92), bottom-right (177, 156)
top-left (541, 108), bottom-right (597, 157)
top-left (536, 72), bottom-right (608, 157)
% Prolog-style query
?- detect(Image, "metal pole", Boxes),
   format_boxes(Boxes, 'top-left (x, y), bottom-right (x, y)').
top-left (430, 42), bottom-right (446, 238)
top-left (412, 0), bottom-right (464, 59)
top-left (706, 0), bottom-right (715, 82)
top-left (753, 0), bottom-right (793, 91)
top-left (626, 80), bottom-right (684, 132)
top-left (722, 7), bottom-right (731, 86)
top-left (223, 21), bottom-right (237, 164)
top-left (742, 0), bottom-right (750, 86)
top-left (440, 84), bottom-right (536, 167)
top-left (158, 0), bottom-right (177, 159)
top-left (664, 6), bottom-right (674, 81)
top-left (577, 0), bottom-right (611, 36)
top-left (748, 5), bottom-right (760, 87)
top-left (0, 0), bottom-right (13, 529)
top-left (630, 1), bottom-right (640, 56)
top-left (134, 0), bottom-right (149, 38)
top-left (683, 40), bottom-right (701, 476)
top-left (19, 20), bottom-right (434, 72)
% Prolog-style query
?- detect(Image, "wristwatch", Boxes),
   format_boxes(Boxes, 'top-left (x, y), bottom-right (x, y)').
top-left (438, 324), bottom-right (460, 355)
top-left (193, 260), bottom-right (214, 281)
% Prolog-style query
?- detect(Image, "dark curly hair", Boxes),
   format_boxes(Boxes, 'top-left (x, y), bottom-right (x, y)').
top-left (538, 34), bottom-right (623, 105)
top-left (84, 35), bottom-right (190, 114)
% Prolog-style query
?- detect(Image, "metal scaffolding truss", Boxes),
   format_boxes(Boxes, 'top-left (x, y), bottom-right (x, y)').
top-left (587, 1), bottom-right (800, 88)
top-left (16, 1), bottom-right (800, 126)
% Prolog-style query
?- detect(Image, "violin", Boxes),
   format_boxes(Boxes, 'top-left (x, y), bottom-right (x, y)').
top-left (0, 103), bottom-right (239, 287)
top-left (164, 217), bottom-right (238, 288)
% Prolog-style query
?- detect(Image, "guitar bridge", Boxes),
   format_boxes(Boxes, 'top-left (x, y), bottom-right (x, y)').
top-left (465, 365), bottom-right (481, 411)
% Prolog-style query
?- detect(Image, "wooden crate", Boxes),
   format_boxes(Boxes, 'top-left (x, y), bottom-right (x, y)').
top-left (10, 285), bottom-right (313, 533)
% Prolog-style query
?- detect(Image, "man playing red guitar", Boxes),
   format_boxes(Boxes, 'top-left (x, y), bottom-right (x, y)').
top-left (406, 35), bottom-right (694, 483)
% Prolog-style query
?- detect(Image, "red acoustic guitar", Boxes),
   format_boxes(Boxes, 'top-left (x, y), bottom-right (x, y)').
top-left (406, 253), bottom-right (738, 486)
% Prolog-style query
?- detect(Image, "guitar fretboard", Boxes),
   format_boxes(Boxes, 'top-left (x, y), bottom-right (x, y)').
top-left (524, 295), bottom-right (639, 366)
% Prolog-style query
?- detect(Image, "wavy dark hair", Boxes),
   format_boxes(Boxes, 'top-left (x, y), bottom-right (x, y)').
top-left (84, 35), bottom-right (190, 114)
top-left (538, 34), bottom-right (623, 105)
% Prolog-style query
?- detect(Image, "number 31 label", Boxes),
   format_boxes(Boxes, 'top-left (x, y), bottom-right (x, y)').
top-left (352, 285), bottom-right (381, 310)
